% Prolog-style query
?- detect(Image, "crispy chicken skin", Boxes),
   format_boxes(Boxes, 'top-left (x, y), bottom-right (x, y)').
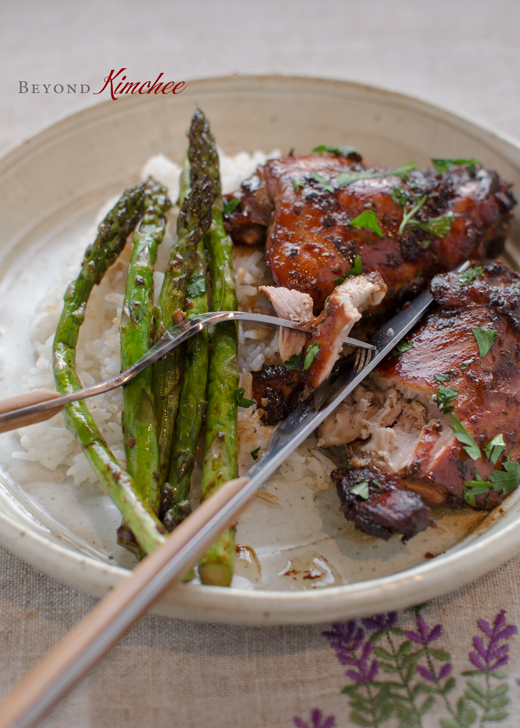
top-left (323, 262), bottom-right (520, 538)
top-left (225, 154), bottom-right (516, 312)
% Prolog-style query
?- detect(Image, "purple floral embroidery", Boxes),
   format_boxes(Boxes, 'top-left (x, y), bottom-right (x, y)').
top-left (405, 615), bottom-right (442, 645)
top-left (293, 709), bottom-right (335, 728)
top-left (320, 608), bottom-right (518, 727)
top-left (468, 610), bottom-right (517, 672)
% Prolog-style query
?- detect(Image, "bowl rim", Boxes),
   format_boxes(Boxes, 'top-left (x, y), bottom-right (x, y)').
top-left (2, 73), bottom-right (520, 625)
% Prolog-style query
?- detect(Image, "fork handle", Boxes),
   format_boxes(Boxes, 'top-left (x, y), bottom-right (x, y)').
top-left (0, 390), bottom-right (63, 433)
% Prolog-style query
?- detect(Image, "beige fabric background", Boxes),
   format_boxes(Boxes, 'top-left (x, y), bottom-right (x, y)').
top-left (1, 1), bottom-right (520, 726)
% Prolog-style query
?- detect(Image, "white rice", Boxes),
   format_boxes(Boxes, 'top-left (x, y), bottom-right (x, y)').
top-left (12, 149), bottom-right (340, 497)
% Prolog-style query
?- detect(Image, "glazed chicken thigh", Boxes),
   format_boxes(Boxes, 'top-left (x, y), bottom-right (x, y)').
top-left (225, 153), bottom-right (515, 313)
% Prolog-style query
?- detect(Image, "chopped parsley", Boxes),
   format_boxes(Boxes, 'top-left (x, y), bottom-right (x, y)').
top-left (250, 447), bottom-right (261, 461)
top-left (292, 177), bottom-right (305, 191)
top-left (434, 373), bottom-right (450, 383)
top-left (413, 213), bottom-right (453, 239)
top-left (484, 433), bottom-right (506, 466)
top-left (459, 266), bottom-right (483, 287)
top-left (236, 388), bottom-right (254, 408)
top-left (373, 479), bottom-right (382, 487)
top-left (398, 194), bottom-right (427, 236)
top-left (303, 343), bottom-right (320, 370)
top-left (348, 210), bottom-right (383, 237)
top-left (223, 197), bottom-right (240, 217)
top-left (464, 460), bottom-right (520, 505)
top-left (334, 256), bottom-right (363, 285)
top-left (186, 273), bottom-right (207, 299)
top-left (284, 353), bottom-right (302, 370)
top-left (472, 327), bottom-right (498, 357)
top-left (435, 386), bottom-right (458, 415)
top-left (313, 144), bottom-right (358, 157)
top-left (391, 187), bottom-right (412, 206)
top-left (350, 481), bottom-right (370, 499)
top-left (432, 158), bottom-right (481, 174)
top-left (392, 340), bottom-right (414, 356)
top-left (311, 173), bottom-right (335, 193)
top-left (460, 362), bottom-right (468, 370)
top-left (450, 415), bottom-right (481, 460)
top-left (336, 163), bottom-right (416, 189)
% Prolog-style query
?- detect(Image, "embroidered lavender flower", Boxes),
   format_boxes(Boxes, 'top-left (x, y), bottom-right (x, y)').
top-left (469, 609), bottom-right (517, 672)
top-left (323, 621), bottom-right (365, 665)
top-left (323, 622), bottom-right (378, 683)
top-left (361, 612), bottom-right (397, 631)
top-left (405, 615), bottom-right (442, 646)
top-left (293, 708), bottom-right (336, 728)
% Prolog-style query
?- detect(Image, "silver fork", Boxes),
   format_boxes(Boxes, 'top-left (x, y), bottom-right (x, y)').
top-left (0, 310), bottom-right (374, 433)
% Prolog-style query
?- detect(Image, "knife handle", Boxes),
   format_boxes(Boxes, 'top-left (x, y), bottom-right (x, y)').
top-left (0, 390), bottom-right (63, 433)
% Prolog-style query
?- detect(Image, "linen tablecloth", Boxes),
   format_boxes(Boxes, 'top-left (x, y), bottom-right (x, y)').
top-left (2, 2), bottom-right (520, 726)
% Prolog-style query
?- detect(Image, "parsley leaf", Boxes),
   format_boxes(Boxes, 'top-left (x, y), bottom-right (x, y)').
top-left (336, 168), bottom-right (379, 187)
top-left (313, 144), bottom-right (358, 157)
top-left (436, 386), bottom-right (458, 414)
top-left (303, 343), bottom-right (320, 370)
top-left (392, 340), bottom-right (414, 356)
top-left (398, 194), bottom-right (427, 236)
top-left (459, 266), bottom-right (483, 287)
top-left (373, 479), bottom-right (382, 487)
top-left (223, 197), bottom-right (240, 216)
top-left (186, 273), bottom-right (207, 299)
top-left (432, 158), bottom-right (481, 174)
top-left (311, 173), bottom-right (335, 193)
top-left (236, 388), bottom-right (254, 408)
top-left (337, 163), bottom-right (417, 189)
top-left (348, 210), bottom-right (383, 237)
top-left (413, 213), bottom-right (453, 239)
top-left (350, 481), bottom-right (370, 499)
top-left (391, 187), bottom-right (411, 206)
top-left (292, 177), bottom-right (305, 191)
top-left (490, 460), bottom-right (520, 493)
top-left (334, 255), bottom-right (363, 285)
top-left (434, 373), bottom-right (450, 383)
top-left (461, 362), bottom-right (468, 370)
top-left (390, 162), bottom-right (417, 180)
top-left (464, 471), bottom-right (490, 505)
top-left (472, 327), bottom-right (498, 357)
top-left (250, 447), bottom-right (261, 461)
top-left (285, 353), bottom-right (301, 370)
top-left (484, 434), bottom-right (506, 466)
top-left (450, 415), bottom-right (481, 460)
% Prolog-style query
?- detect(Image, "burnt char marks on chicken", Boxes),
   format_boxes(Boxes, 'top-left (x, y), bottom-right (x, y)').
top-left (224, 154), bottom-right (516, 312)
top-left (332, 466), bottom-right (434, 541)
top-left (251, 366), bottom-right (306, 426)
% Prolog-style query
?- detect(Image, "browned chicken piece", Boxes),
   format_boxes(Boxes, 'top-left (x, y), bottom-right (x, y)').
top-left (258, 285), bottom-right (314, 361)
top-left (260, 273), bottom-right (386, 390)
top-left (320, 262), bottom-right (520, 542)
top-left (305, 271), bottom-right (386, 388)
top-left (251, 365), bottom-right (306, 426)
top-left (225, 153), bottom-right (516, 313)
top-left (331, 466), bottom-right (434, 541)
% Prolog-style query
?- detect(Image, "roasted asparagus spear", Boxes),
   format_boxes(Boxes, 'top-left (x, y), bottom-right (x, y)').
top-left (152, 175), bottom-right (213, 488)
top-left (160, 158), bottom-right (211, 529)
top-left (118, 179), bottom-right (171, 553)
top-left (189, 108), bottom-right (240, 586)
top-left (52, 184), bottom-right (168, 554)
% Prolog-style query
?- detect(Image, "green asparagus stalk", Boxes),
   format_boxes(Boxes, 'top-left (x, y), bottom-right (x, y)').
top-left (152, 174), bottom-right (213, 487)
top-left (52, 184), bottom-right (169, 555)
top-left (117, 179), bottom-right (171, 553)
top-left (161, 158), bottom-right (211, 529)
top-left (189, 108), bottom-right (240, 586)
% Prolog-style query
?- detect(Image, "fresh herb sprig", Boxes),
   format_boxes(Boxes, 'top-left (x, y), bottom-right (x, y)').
top-left (333, 255), bottom-right (363, 285)
top-left (435, 386), bottom-right (458, 414)
top-left (472, 327), bottom-right (498, 357)
top-left (432, 157), bottom-right (481, 174)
